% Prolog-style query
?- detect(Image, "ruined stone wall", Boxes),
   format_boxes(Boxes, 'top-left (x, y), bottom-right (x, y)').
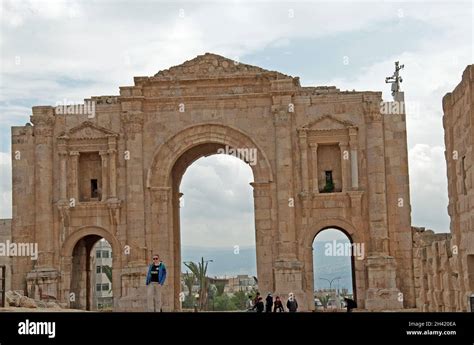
top-left (412, 227), bottom-right (463, 311)
top-left (383, 104), bottom-right (416, 308)
top-left (0, 219), bottom-right (12, 293)
top-left (442, 64), bottom-right (474, 311)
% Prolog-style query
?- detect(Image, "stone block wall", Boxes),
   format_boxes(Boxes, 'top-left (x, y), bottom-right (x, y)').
top-left (442, 64), bottom-right (474, 311)
top-left (412, 227), bottom-right (463, 311)
top-left (0, 219), bottom-right (12, 294)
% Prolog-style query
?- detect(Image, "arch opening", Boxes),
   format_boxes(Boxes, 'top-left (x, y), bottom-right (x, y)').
top-left (175, 146), bottom-right (258, 311)
top-left (69, 236), bottom-right (114, 311)
top-left (312, 227), bottom-right (357, 311)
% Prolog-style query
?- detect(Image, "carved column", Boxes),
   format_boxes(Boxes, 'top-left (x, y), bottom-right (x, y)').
top-left (149, 187), bottom-right (174, 311)
top-left (58, 150), bottom-right (68, 201)
top-left (57, 146), bottom-right (70, 243)
top-left (298, 131), bottom-right (309, 193)
top-left (70, 151), bottom-right (80, 202)
top-left (364, 101), bottom-right (389, 254)
top-left (363, 97), bottom-right (402, 310)
top-left (31, 108), bottom-right (55, 268)
top-left (272, 103), bottom-right (297, 260)
top-left (349, 127), bottom-right (359, 189)
top-left (122, 112), bottom-right (146, 265)
top-left (270, 88), bottom-right (305, 310)
top-left (99, 151), bottom-right (108, 201)
top-left (339, 142), bottom-right (350, 192)
top-left (107, 138), bottom-right (117, 199)
top-left (250, 182), bottom-right (274, 296)
top-left (310, 144), bottom-right (319, 193)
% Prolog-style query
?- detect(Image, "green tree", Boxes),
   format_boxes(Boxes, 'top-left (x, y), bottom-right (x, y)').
top-left (214, 294), bottom-right (237, 311)
top-left (182, 294), bottom-right (196, 309)
top-left (319, 294), bottom-right (330, 308)
top-left (183, 258), bottom-right (211, 310)
top-left (183, 271), bottom-right (195, 298)
top-left (215, 281), bottom-right (226, 297)
top-left (231, 291), bottom-right (248, 310)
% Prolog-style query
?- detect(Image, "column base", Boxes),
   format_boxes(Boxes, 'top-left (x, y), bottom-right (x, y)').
top-left (365, 288), bottom-right (403, 311)
top-left (365, 254), bottom-right (404, 311)
top-left (273, 260), bottom-right (308, 311)
top-left (116, 265), bottom-right (174, 312)
top-left (26, 268), bottom-right (59, 301)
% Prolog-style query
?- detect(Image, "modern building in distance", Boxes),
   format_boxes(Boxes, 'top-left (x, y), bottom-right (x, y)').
top-left (92, 239), bottom-right (113, 310)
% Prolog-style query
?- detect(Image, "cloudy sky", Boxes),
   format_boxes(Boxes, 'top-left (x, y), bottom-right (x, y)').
top-left (0, 0), bottom-right (472, 250)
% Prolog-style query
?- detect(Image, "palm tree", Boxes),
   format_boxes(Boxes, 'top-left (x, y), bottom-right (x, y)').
top-left (183, 257), bottom-right (211, 310)
top-left (183, 271), bottom-right (195, 298)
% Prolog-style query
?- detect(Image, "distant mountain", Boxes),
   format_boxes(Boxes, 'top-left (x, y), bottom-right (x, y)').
top-left (181, 245), bottom-right (257, 278)
top-left (312, 241), bottom-right (353, 294)
top-left (181, 241), bottom-right (353, 293)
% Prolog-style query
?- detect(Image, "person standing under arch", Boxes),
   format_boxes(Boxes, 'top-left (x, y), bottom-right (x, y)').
top-left (146, 254), bottom-right (167, 312)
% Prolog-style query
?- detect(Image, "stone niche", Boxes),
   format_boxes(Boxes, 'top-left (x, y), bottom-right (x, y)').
top-left (78, 152), bottom-right (102, 202)
top-left (317, 144), bottom-right (342, 192)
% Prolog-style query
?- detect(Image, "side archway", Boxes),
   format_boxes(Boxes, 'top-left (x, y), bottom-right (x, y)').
top-left (60, 226), bottom-right (121, 310)
top-left (301, 218), bottom-right (365, 311)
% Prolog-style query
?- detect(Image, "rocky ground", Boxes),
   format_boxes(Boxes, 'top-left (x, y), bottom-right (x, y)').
top-left (2, 290), bottom-right (86, 312)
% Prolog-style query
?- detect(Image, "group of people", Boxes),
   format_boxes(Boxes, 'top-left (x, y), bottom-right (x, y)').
top-left (144, 254), bottom-right (301, 313)
top-left (246, 292), bottom-right (298, 312)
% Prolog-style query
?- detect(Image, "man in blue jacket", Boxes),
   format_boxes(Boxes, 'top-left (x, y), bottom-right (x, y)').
top-left (146, 254), bottom-right (167, 312)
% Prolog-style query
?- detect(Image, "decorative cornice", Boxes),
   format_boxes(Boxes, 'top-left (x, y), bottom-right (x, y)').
top-left (299, 114), bottom-right (355, 131)
top-left (57, 121), bottom-right (118, 140)
top-left (152, 53), bottom-right (292, 81)
top-left (121, 112), bottom-right (144, 134)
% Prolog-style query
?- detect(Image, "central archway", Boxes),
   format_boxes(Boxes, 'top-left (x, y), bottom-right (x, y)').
top-left (147, 124), bottom-right (274, 310)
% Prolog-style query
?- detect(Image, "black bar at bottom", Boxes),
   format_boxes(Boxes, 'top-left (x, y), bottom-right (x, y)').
top-left (0, 312), bottom-right (473, 345)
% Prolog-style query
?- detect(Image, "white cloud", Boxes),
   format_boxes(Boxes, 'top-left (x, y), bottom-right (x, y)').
top-left (0, 152), bottom-right (12, 219)
top-left (408, 144), bottom-right (449, 231)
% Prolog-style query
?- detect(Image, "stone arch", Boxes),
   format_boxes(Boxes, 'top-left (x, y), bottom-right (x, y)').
top-left (146, 123), bottom-right (274, 188)
top-left (302, 217), bottom-right (357, 250)
top-left (61, 225), bottom-right (121, 261)
top-left (301, 217), bottom-right (363, 310)
top-left (146, 123), bottom-right (275, 310)
top-left (60, 226), bottom-right (121, 310)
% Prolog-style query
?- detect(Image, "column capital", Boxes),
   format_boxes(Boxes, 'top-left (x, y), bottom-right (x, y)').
top-left (99, 150), bottom-right (109, 157)
top-left (121, 112), bottom-right (144, 134)
top-left (69, 151), bottom-right (80, 157)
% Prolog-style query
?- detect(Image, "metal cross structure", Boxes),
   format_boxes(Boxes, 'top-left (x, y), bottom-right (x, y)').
top-left (385, 61), bottom-right (405, 97)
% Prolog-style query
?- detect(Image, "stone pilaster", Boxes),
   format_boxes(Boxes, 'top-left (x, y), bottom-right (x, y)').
top-left (363, 97), bottom-right (402, 310)
top-left (30, 107), bottom-right (55, 268)
top-left (363, 98), bottom-right (389, 254)
top-left (99, 151), bottom-right (109, 201)
top-left (310, 144), bottom-right (319, 193)
top-left (298, 131), bottom-right (309, 193)
top-left (349, 128), bottom-right (359, 190)
top-left (272, 103), bottom-right (297, 260)
top-left (122, 112), bottom-right (146, 265)
top-left (271, 87), bottom-right (304, 308)
top-left (339, 142), bottom-right (350, 192)
top-left (251, 182), bottom-right (274, 295)
top-left (28, 106), bottom-right (59, 299)
top-left (69, 151), bottom-right (80, 202)
top-left (107, 138), bottom-right (117, 199)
